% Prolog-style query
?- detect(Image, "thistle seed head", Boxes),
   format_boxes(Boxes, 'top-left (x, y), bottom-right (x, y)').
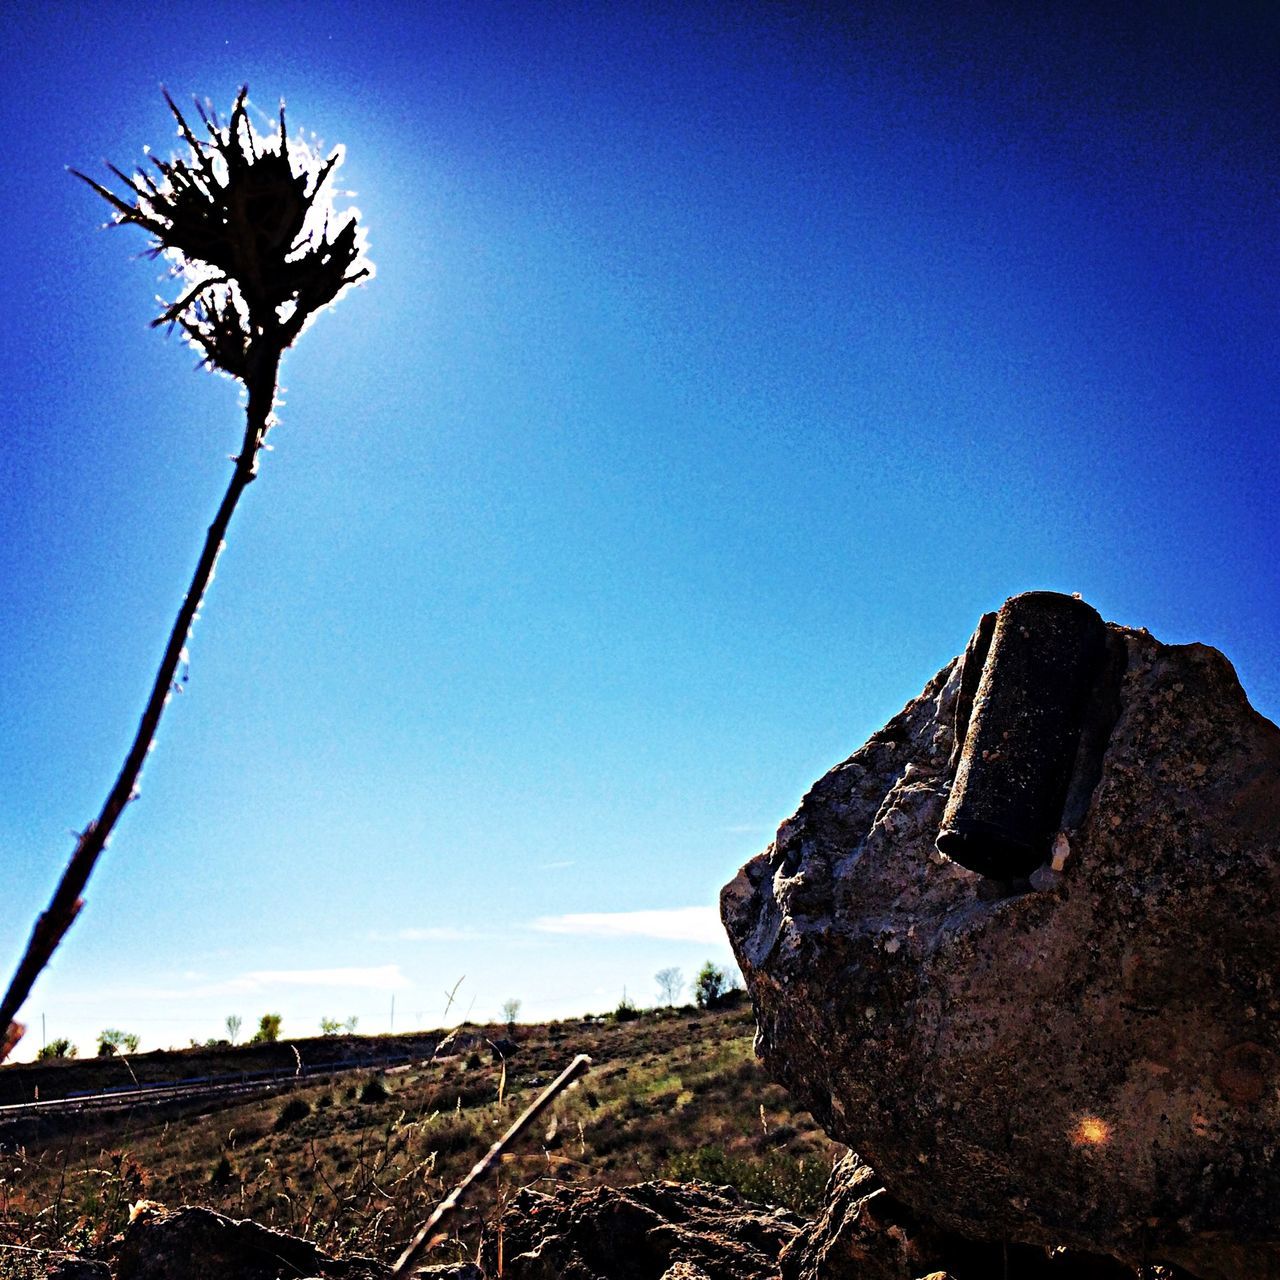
top-left (74, 87), bottom-right (373, 380)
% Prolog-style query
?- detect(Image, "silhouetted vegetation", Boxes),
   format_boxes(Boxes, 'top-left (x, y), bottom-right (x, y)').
top-left (695, 960), bottom-right (728, 1007)
top-left (0, 88), bottom-right (372, 1067)
top-left (250, 1013), bottom-right (282, 1044)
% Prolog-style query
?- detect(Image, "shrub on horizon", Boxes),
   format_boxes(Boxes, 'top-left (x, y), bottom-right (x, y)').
top-left (251, 1013), bottom-right (282, 1044)
top-left (612, 996), bottom-right (640, 1023)
top-left (694, 962), bottom-right (727, 1008)
top-left (97, 1028), bottom-right (140, 1056)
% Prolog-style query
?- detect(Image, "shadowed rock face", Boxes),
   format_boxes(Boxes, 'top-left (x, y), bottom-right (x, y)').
top-left (778, 1152), bottom-right (1150, 1280)
top-left (721, 602), bottom-right (1280, 1279)
top-left (482, 1180), bottom-right (804, 1280)
top-left (115, 1205), bottom-right (393, 1279)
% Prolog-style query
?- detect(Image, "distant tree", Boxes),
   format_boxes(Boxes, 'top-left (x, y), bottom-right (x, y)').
top-left (501, 998), bottom-right (521, 1031)
top-left (694, 962), bottom-right (727, 1008)
top-left (97, 1028), bottom-right (140, 1056)
top-left (320, 1015), bottom-right (358, 1035)
top-left (225, 1014), bottom-right (242, 1044)
top-left (655, 967), bottom-right (684, 1006)
top-left (250, 1013), bottom-right (282, 1044)
top-left (38, 1037), bottom-right (77, 1060)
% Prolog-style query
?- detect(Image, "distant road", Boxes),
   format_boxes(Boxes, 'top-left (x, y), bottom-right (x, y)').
top-left (0, 1051), bottom-right (418, 1124)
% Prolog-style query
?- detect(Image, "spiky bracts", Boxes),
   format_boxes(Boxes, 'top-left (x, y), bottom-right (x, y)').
top-left (72, 87), bottom-right (372, 380)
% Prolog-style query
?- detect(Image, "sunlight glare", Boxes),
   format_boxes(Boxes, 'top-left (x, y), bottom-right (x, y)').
top-left (1072, 1115), bottom-right (1111, 1147)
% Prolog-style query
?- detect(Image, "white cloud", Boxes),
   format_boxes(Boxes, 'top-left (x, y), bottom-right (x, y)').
top-left (531, 906), bottom-right (725, 944)
top-left (64, 964), bottom-right (414, 1003)
top-left (370, 926), bottom-right (485, 943)
top-left (242, 965), bottom-right (412, 990)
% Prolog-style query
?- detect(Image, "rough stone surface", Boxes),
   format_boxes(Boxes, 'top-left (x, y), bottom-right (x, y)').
top-left (780, 1152), bottom-right (1168, 1280)
top-left (115, 1205), bottom-right (389, 1280)
top-left (46, 1261), bottom-right (112, 1280)
top-left (481, 1179), bottom-right (804, 1280)
top-left (780, 1153), bottom-right (936, 1280)
top-left (721, 613), bottom-right (1280, 1279)
top-left (657, 1266), bottom-right (711, 1280)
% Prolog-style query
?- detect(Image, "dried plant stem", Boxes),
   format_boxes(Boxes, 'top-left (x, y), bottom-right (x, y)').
top-left (0, 347), bottom-right (283, 1062)
top-left (390, 1053), bottom-right (592, 1276)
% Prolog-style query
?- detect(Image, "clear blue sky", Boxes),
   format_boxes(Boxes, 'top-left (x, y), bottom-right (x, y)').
top-left (2, 2), bottom-right (1276, 1059)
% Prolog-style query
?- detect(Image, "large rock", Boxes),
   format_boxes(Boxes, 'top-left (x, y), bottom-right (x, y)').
top-left (115, 1205), bottom-right (389, 1280)
top-left (721, 597), bottom-right (1280, 1279)
top-left (780, 1152), bottom-right (1176, 1280)
top-left (481, 1179), bottom-right (804, 1280)
top-left (45, 1261), bottom-right (112, 1280)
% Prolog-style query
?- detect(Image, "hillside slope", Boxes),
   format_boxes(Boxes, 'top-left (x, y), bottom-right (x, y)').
top-left (0, 1002), bottom-right (844, 1271)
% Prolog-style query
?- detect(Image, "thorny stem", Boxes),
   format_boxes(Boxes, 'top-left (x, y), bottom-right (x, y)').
top-left (0, 344), bottom-right (284, 1062)
top-left (390, 1054), bottom-right (593, 1276)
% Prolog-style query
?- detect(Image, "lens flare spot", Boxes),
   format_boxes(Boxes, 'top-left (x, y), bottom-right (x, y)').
top-left (1072, 1115), bottom-right (1111, 1146)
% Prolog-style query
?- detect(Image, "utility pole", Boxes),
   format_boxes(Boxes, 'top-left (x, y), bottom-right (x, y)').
top-left (390, 993), bottom-right (395, 1035)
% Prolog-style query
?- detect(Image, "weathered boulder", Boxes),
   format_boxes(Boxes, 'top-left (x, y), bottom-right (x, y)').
top-left (658, 1266), bottom-right (711, 1280)
top-left (480, 1179), bottom-right (804, 1280)
top-left (780, 1152), bottom-right (1175, 1280)
top-left (722, 596), bottom-right (1280, 1279)
top-left (116, 1205), bottom-right (389, 1280)
top-left (45, 1260), bottom-right (112, 1280)
top-left (779, 1152), bottom-right (941, 1280)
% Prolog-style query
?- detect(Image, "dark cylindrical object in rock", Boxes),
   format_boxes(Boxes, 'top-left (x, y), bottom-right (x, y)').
top-left (937, 591), bottom-right (1106, 879)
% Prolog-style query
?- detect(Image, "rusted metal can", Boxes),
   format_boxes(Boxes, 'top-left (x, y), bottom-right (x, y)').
top-left (937, 591), bottom-right (1107, 879)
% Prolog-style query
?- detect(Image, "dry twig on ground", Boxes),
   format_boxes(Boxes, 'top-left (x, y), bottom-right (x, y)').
top-left (391, 1053), bottom-right (592, 1276)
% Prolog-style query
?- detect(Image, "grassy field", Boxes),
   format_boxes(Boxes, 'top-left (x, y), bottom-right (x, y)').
top-left (0, 1000), bottom-right (843, 1271)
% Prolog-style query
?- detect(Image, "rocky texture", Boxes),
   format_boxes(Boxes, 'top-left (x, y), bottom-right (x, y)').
top-left (33, 1177), bottom-right (1187, 1280)
top-left (780, 1152), bottom-right (1180, 1280)
top-left (46, 1261), bottom-right (112, 1280)
top-left (781, 1153), bottom-right (958, 1280)
top-left (722, 605), bottom-right (1280, 1279)
top-left (480, 1179), bottom-right (804, 1280)
top-left (115, 1205), bottom-right (390, 1280)
top-left (780, 1153), bottom-right (942, 1280)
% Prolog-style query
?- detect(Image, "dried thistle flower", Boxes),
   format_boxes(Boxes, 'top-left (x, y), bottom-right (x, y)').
top-left (72, 86), bottom-right (373, 380)
top-left (0, 91), bottom-right (372, 1063)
